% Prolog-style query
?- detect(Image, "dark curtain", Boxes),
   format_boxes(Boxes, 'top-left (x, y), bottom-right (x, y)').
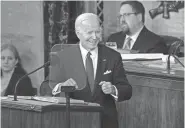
top-left (43, 1), bottom-right (84, 77)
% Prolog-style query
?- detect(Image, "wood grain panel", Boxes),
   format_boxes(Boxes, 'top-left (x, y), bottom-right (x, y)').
top-left (117, 84), bottom-right (183, 128)
top-left (127, 75), bottom-right (184, 91)
top-left (41, 111), bottom-right (100, 128)
top-left (116, 60), bottom-right (184, 128)
top-left (1, 99), bottom-right (102, 128)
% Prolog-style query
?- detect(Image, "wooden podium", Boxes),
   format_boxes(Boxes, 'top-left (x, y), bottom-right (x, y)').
top-left (1, 97), bottom-right (103, 128)
top-left (118, 59), bottom-right (184, 128)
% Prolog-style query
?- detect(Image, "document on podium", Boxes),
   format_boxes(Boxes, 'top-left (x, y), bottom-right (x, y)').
top-left (5, 95), bottom-right (100, 106)
top-left (33, 96), bottom-right (85, 104)
top-left (142, 57), bottom-right (184, 71)
top-left (120, 53), bottom-right (164, 61)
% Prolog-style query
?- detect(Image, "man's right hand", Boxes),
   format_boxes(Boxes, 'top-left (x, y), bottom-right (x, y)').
top-left (59, 78), bottom-right (78, 89)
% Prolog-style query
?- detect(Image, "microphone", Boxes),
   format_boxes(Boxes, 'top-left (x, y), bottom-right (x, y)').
top-left (167, 40), bottom-right (184, 71)
top-left (14, 53), bottom-right (60, 101)
top-left (14, 61), bottom-right (50, 101)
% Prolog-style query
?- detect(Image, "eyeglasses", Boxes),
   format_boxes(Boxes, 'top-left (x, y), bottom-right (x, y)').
top-left (118, 13), bottom-right (138, 19)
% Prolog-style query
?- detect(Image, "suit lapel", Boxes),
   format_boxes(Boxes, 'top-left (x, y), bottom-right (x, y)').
top-left (119, 32), bottom-right (126, 48)
top-left (132, 26), bottom-right (148, 52)
top-left (93, 45), bottom-right (107, 96)
top-left (95, 45), bottom-right (107, 83)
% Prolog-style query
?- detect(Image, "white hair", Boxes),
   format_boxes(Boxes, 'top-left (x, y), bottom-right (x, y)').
top-left (75, 13), bottom-right (100, 32)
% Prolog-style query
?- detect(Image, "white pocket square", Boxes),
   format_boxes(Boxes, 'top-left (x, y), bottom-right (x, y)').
top-left (103, 70), bottom-right (112, 75)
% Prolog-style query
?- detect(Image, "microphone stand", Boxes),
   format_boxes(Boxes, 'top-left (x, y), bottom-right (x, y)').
top-left (60, 86), bottom-right (76, 128)
top-left (14, 61), bottom-right (50, 101)
top-left (167, 53), bottom-right (172, 72)
top-left (172, 55), bottom-right (184, 67)
top-left (167, 40), bottom-right (184, 72)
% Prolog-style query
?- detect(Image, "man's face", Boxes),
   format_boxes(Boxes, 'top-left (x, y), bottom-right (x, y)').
top-left (76, 19), bottom-right (102, 51)
top-left (119, 4), bottom-right (141, 35)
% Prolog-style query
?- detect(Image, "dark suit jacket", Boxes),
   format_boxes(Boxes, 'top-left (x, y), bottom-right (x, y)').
top-left (107, 26), bottom-right (168, 54)
top-left (49, 44), bottom-right (132, 128)
top-left (3, 67), bottom-right (35, 96)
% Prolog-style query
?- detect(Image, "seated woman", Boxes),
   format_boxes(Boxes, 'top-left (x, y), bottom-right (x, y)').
top-left (1, 43), bottom-right (35, 96)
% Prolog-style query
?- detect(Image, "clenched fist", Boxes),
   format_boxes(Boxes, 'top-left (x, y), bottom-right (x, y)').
top-left (99, 81), bottom-right (116, 95)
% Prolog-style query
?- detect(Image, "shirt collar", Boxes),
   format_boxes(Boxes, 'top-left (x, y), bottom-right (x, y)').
top-left (126, 25), bottom-right (144, 42)
top-left (79, 42), bottom-right (98, 58)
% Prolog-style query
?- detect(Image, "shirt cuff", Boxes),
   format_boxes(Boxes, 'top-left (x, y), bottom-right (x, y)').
top-left (111, 85), bottom-right (118, 101)
top-left (52, 83), bottom-right (61, 95)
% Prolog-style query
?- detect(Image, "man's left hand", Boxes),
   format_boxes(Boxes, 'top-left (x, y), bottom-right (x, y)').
top-left (99, 81), bottom-right (116, 95)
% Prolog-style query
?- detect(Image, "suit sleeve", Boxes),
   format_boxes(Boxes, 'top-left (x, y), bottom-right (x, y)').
top-left (112, 53), bottom-right (132, 102)
top-left (147, 38), bottom-right (168, 54)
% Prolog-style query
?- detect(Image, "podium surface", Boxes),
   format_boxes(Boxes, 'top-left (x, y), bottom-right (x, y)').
top-left (1, 97), bottom-right (102, 128)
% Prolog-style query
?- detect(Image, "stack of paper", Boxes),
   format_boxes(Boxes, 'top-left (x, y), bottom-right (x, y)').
top-left (120, 53), bottom-right (177, 63)
top-left (33, 96), bottom-right (85, 104)
top-left (7, 95), bottom-right (32, 100)
top-left (6, 95), bottom-right (100, 106)
top-left (121, 53), bottom-right (164, 60)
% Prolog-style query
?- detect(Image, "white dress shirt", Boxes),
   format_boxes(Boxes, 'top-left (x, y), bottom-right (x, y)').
top-left (123, 26), bottom-right (144, 49)
top-left (52, 43), bottom-right (118, 99)
top-left (79, 43), bottom-right (98, 78)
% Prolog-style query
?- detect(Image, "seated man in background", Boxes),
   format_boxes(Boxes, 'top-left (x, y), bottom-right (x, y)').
top-left (49, 13), bottom-right (132, 128)
top-left (107, 1), bottom-right (168, 54)
top-left (1, 43), bottom-right (35, 96)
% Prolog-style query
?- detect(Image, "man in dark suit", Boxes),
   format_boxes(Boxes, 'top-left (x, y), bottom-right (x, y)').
top-left (49, 13), bottom-right (132, 128)
top-left (107, 1), bottom-right (168, 54)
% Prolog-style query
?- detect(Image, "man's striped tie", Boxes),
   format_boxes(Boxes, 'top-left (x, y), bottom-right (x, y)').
top-left (123, 37), bottom-right (132, 50)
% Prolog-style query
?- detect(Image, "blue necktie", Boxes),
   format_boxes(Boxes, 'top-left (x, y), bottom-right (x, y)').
top-left (85, 52), bottom-right (94, 92)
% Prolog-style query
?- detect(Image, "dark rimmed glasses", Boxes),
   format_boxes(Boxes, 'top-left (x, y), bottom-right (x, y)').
top-left (117, 12), bottom-right (138, 19)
